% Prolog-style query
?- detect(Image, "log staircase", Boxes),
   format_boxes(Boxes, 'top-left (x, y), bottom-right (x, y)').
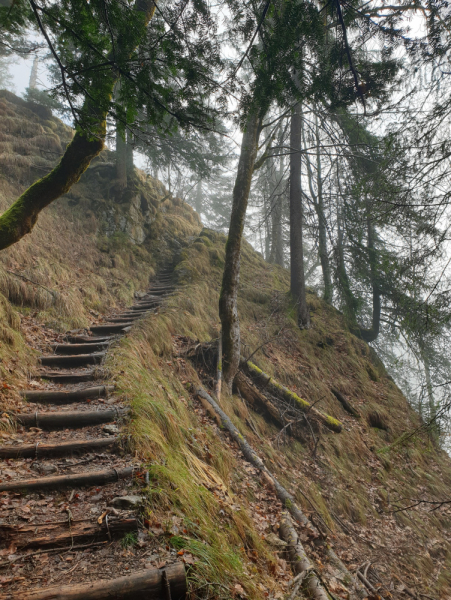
top-left (0, 268), bottom-right (187, 599)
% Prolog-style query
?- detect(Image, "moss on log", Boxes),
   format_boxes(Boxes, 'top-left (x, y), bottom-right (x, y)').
top-left (243, 359), bottom-right (343, 433)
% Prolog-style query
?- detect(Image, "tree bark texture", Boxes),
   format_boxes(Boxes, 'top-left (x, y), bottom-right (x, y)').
top-left (290, 103), bottom-right (310, 329)
top-left (219, 110), bottom-right (262, 390)
top-left (19, 563), bottom-right (187, 600)
top-left (0, 0), bottom-right (156, 251)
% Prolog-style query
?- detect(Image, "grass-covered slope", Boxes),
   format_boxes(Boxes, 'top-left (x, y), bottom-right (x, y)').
top-left (109, 229), bottom-right (451, 598)
top-left (0, 91), bottom-right (450, 597)
top-left (0, 90), bottom-right (201, 410)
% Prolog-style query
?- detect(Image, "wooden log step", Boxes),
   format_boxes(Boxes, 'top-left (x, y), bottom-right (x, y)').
top-left (51, 342), bottom-right (109, 355)
top-left (39, 352), bottom-right (105, 368)
top-left (20, 385), bottom-right (115, 405)
top-left (130, 302), bottom-right (159, 311)
top-left (65, 335), bottom-right (112, 344)
top-left (38, 370), bottom-right (100, 384)
top-left (11, 407), bottom-right (128, 430)
top-left (0, 516), bottom-right (137, 550)
top-left (107, 316), bottom-right (143, 323)
top-left (116, 311), bottom-right (150, 319)
top-left (90, 323), bottom-right (133, 334)
top-left (18, 563), bottom-right (187, 600)
top-left (0, 437), bottom-right (118, 459)
top-left (0, 466), bottom-right (133, 493)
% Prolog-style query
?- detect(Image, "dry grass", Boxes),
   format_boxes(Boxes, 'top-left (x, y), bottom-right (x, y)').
top-left (1, 90), bottom-right (451, 596)
top-left (107, 226), bottom-right (451, 596)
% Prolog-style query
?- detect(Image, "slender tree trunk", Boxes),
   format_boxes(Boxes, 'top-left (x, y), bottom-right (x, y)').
top-left (289, 103), bottom-right (310, 329)
top-left (116, 124), bottom-right (128, 188)
top-left (359, 212), bottom-right (381, 343)
top-left (0, 0), bottom-right (156, 251)
top-left (314, 114), bottom-right (332, 302)
top-left (219, 110), bottom-right (262, 390)
top-left (269, 146), bottom-right (284, 267)
top-left (194, 179), bottom-right (203, 215)
top-left (303, 111), bottom-right (332, 303)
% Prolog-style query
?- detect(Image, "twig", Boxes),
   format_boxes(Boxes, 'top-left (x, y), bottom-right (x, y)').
top-left (245, 325), bottom-right (286, 363)
top-left (288, 572), bottom-right (306, 600)
top-left (5, 270), bottom-right (56, 298)
top-left (356, 569), bottom-right (377, 593)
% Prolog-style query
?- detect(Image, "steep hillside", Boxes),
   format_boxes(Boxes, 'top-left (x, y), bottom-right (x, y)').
top-left (0, 92), bottom-right (450, 599)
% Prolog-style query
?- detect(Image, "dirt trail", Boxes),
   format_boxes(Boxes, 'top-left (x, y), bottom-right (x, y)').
top-left (0, 268), bottom-right (187, 599)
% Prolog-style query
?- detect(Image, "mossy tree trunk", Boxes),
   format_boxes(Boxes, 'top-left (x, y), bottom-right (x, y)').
top-left (289, 103), bottom-right (310, 329)
top-left (0, 132), bottom-right (104, 250)
top-left (0, 0), bottom-right (156, 252)
top-left (219, 110), bottom-right (262, 390)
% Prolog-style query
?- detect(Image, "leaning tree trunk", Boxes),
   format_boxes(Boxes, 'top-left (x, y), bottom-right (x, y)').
top-left (0, 1), bottom-right (156, 251)
top-left (289, 103), bottom-right (310, 329)
top-left (219, 110), bottom-right (262, 390)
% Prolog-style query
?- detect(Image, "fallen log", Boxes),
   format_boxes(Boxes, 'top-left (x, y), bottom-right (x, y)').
top-left (51, 342), bottom-right (109, 355)
top-left (235, 372), bottom-right (283, 426)
top-left (0, 516), bottom-right (137, 549)
top-left (0, 466), bottom-right (133, 493)
top-left (0, 437), bottom-right (118, 459)
top-left (39, 353), bottom-right (106, 368)
top-left (194, 385), bottom-right (311, 528)
top-left (331, 388), bottom-right (361, 418)
top-left (193, 385), bottom-right (365, 599)
top-left (11, 407), bottom-right (128, 430)
top-left (280, 512), bottom-right (328, 600)
top-left (280, 512), bottom-right (329, 600)
top-left (18, 563), bottom-right (186, 600)
top-left (242, 359), bottom-right (342, 433)
top-left (20, 385), bottom-right (115, 404)
top-left (38, 370), bottom-right (101, 384)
